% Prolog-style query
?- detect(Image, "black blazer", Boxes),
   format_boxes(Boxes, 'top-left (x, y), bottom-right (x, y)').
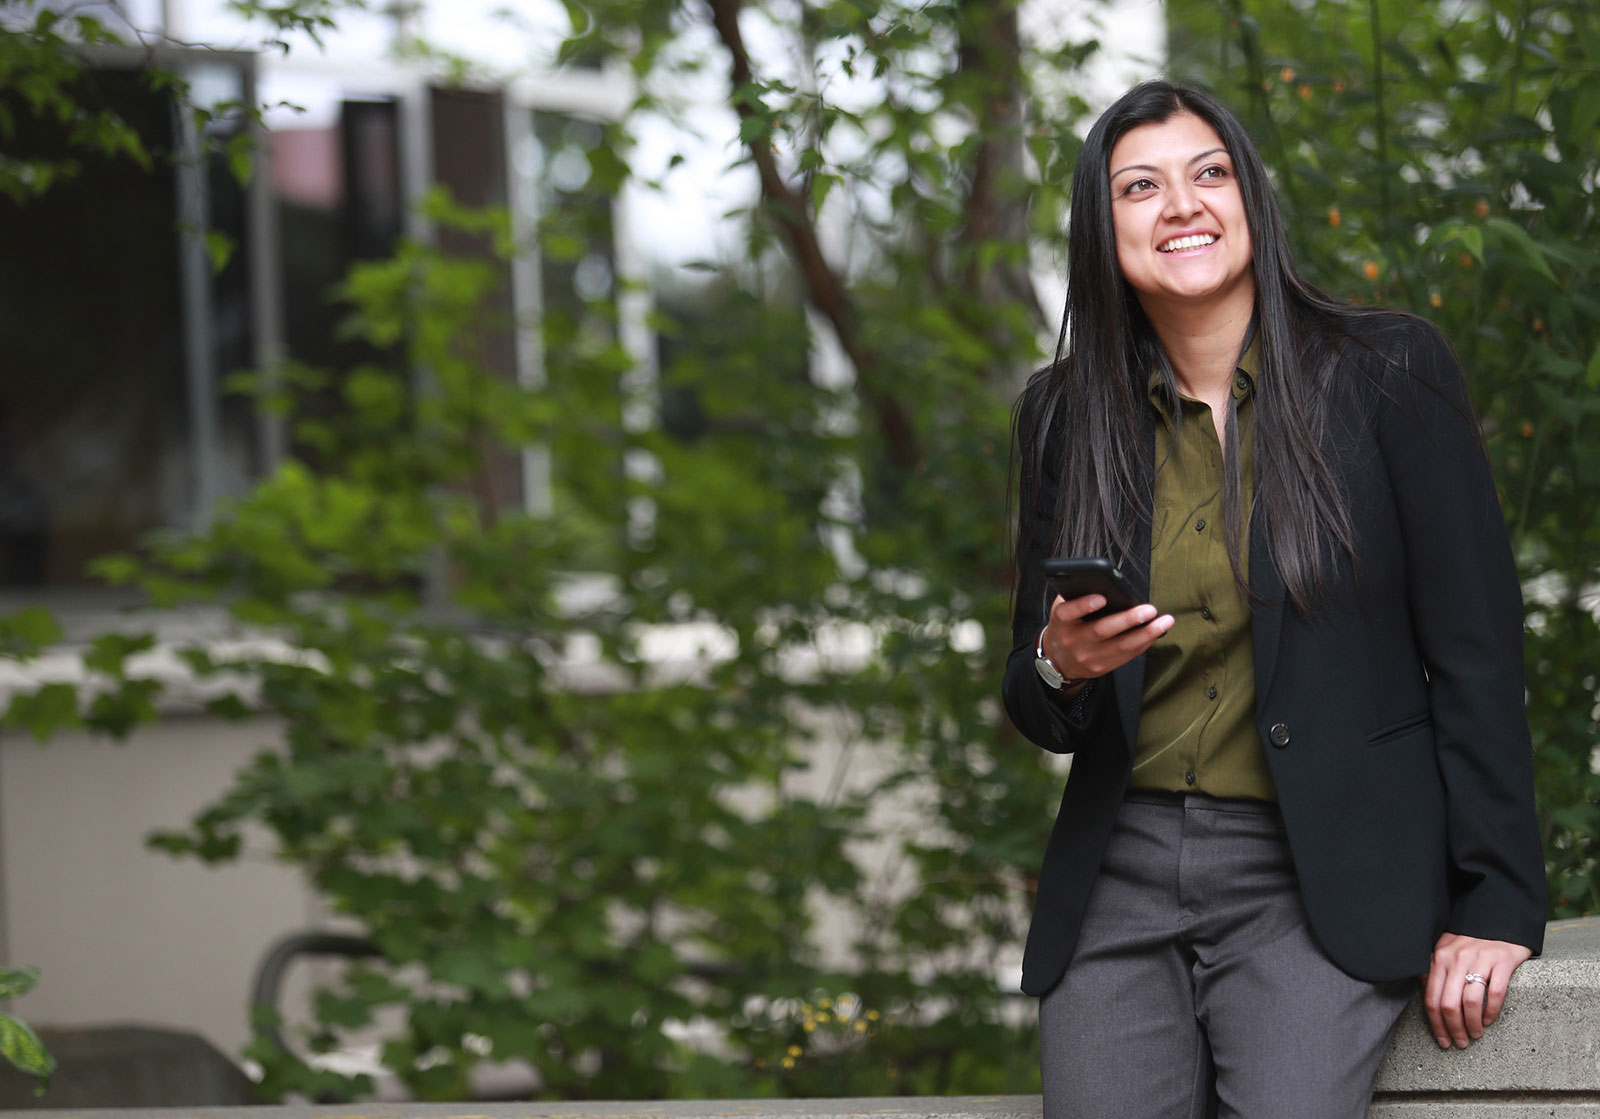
top-left (1003, 314), bottom-right (1547, 998)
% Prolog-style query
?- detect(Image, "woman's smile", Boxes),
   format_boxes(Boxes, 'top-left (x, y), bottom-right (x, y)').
top-left (1157, 232), bottom-right (1218, 253)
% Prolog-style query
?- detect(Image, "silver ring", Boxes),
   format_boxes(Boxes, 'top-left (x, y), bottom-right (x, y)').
top-left (1464, 973), bottom-right (1487, 985)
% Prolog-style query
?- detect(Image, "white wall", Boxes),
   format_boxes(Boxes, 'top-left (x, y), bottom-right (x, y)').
top-left (0, 715), bottom-right (322, 1057)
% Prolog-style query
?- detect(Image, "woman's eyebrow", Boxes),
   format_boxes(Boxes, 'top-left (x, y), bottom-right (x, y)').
top-left (1110, 147), bottom-right (1230, 180)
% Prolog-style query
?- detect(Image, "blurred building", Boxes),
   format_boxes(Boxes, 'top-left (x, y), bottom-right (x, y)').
top-left (0, 0), bottom-right (1163, 1094)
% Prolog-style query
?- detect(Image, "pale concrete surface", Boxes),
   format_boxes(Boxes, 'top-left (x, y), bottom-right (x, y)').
top-left (1375, 916), bottom-right (1600, 1095)
top-left (1372, 1106), bottom-right (1600, 1118)
top-left (0, 1097), bottom-right (1046, 1119)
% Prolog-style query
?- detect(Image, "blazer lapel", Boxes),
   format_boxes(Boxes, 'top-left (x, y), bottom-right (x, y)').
top-left (1249, 505), bottom-right (1286, 705)
top-left (1110, 408), bottom-right (1155, 757)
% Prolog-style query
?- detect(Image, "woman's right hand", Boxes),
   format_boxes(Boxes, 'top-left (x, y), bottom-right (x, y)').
top-left (1041, 594), bottom-right (1175, 686)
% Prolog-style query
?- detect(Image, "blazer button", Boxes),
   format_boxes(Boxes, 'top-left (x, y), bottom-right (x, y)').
top-left (1269, 722), bottom-right (1291, 748)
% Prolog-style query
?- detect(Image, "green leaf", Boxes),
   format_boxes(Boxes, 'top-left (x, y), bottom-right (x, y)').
top-left (811, 172), bottom-right (839, 216)
top-left (0, 1013), bottom-right (56, 1081)
top-left (205, 230), bottom-right (236, 273)
top-left (738, 115), bottom-right (770, 144)
top-left (1484, 218), bottom-right (1558, 283)
top-left (1587, 347), bottom-right (1600, 390)
top-left (4, 683), bottom-right (82, 739)
top-left (0, 968), bottom-right (41, 1001)
top-left (0, 608), bottom-right (63, 660)
top-left (205, 694), bottom-right (254, 720)
top-left (84, 632), bottom-right (156, 678)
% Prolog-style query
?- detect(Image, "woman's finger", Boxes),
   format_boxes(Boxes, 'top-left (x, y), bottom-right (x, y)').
top-left (1484, 964), bottom-right (1512, 1027)
top-left (1090, 603), bottom-right (1161, 639)
top-left (1460, 963), bottom-right (1489, 1040)
top-left (1423, 955), bottom-right (1450, 1048)
top-left (1441, 970), bottom-right (1470, 1048)
top-left (1114, 612), bottom-right (1174, 651)
top-left (1050, 593), bottom-right (1107, 623)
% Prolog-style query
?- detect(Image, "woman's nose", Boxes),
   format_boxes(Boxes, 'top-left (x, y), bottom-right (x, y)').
top-left (1162, 183), bottom-right (1203, 220)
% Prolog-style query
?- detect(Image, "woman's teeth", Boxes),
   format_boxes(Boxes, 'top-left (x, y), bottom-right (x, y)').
top-left (1159, 234), bottom-right (1217, 253)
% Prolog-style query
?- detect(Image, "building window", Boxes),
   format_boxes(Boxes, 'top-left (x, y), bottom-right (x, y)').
top-left (0, 58), bottom-right (262, 588)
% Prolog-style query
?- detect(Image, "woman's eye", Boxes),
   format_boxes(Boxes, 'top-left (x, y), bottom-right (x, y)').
top-left (1199, 165), bottom-right (1228, 181)
top-left (1122, 178), bottom-right (1156, 195)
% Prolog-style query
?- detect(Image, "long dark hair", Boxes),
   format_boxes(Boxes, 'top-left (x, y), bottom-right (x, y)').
top-left (1018, 79), bottom-right (1388, 616)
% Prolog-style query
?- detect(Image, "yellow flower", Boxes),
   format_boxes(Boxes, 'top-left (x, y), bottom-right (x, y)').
top-left (817, 1012), bottom-right (830, 1022)
top-left (787, 1045), bottom-right (802, 1057)
top-left (803, 1022), bottom-right (816, 1033)
top-left (782, 1057), bottom-right (795, 1069)
top-left (819, 998), bottom-right (832, 1009)
top-left (866, 1010), bottom-right (881, 1021)
top-left (854, 1021), bottom-right (868, 1032)
top-left (1430, 292), bottom-right (1442, 309)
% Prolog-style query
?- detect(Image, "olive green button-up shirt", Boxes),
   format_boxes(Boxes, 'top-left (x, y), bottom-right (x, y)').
top-left (1129, 342), bottom-right (1277, 802)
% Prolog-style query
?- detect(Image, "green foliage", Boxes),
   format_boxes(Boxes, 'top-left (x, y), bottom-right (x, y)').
top-left (61, 179), bottom-right (1053, 1095)
top-left (1168, 0), bottom-right (1600, 913)
top-left (4, 0), bottom-right (1595, 1103)
top-left (0, 967), bottom-right (55, 1089)
top-left (0, 2), bottom-right (146, 203)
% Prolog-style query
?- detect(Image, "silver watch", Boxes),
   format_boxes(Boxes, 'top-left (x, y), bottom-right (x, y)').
top-left (1034, 628), bottom-right (1076, 690)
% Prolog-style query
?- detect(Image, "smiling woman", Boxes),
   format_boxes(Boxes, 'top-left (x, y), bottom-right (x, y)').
top-left (1109, 113), bottom-right (1254, 326)
top-left (1004, 81), bottom-right (1546, 1119)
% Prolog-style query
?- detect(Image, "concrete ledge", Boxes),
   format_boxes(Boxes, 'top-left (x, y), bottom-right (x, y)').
top-left (1373, 916), bottom-right (1600, 1110)
top-left (0, 1100), bottom-right (1042, 1119)
top-left (5, 919), bottom-right (1595, 1118)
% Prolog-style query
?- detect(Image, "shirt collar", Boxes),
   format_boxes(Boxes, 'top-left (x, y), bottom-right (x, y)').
top-left (1147, 333), bottom-right (1260, 419)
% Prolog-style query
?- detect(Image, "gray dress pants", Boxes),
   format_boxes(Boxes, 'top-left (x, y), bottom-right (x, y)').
top-left (1039, 792), bottom-right (1413, 1119)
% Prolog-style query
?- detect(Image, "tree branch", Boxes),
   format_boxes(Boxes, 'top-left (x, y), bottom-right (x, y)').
top-left (955, 0), bottom-right (1048, 356)
top-left (703, 0), bottom-right (917, 469)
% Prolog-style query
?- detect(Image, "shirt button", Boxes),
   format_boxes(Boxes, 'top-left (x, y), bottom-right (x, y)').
top-left (1200, 606), bottom-right (1213, 620)
top-left (1270, 722), bottom-right (1291, 748)
top-left (1184, 770), bottom-right (1196, 785)
top-left (1236, 376), bottom-right (1249, 391)
top-left (1207, 684), bottom-right (1218, 700)
top-left (1194, 519), bottom-right (1206, 532)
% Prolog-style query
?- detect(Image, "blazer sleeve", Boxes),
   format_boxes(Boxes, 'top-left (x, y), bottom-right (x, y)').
top-left (1002, 389), bottom-right (1104, 755)
top-left (1374, 319), bottom-right (1547, 952)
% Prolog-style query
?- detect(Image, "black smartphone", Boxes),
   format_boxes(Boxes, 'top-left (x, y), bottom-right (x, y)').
top-left (1042, 557), bottom-right (1145, 621)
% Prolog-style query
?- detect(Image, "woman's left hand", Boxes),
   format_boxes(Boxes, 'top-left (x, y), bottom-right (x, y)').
top-left (1422, 932), bottom-right (1533, 1049)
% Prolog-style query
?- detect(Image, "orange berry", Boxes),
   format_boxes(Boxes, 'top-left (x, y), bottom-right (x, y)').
top-left (1280, 67), bottom-right (1296, 83)
top-left (1521, 420), bottom-right (1535, 438)
top-left (1532, 318), bottom-right (1544, 332)
top-left (1333, 78), bottom-right (1347, 94)
top-left (1298, 84), bottom-right (1312, 99)
top-left (1459, 251), bottom-right (1474, 269)
top-left (1363, 259), bottom-right (1380, 280)
top-left (1261, 78), bottom-right (1272, 91)
top-left (1328, 206), bottom-right (1341, 227)
top-left (1430, 293), bottom-right (1442, 308)
top-left (1474, 199), bottom-right (1490, 219)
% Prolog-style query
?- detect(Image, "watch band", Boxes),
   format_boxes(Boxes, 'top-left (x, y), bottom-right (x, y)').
top-left (1035, 628), bottom-right (1083, 690)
